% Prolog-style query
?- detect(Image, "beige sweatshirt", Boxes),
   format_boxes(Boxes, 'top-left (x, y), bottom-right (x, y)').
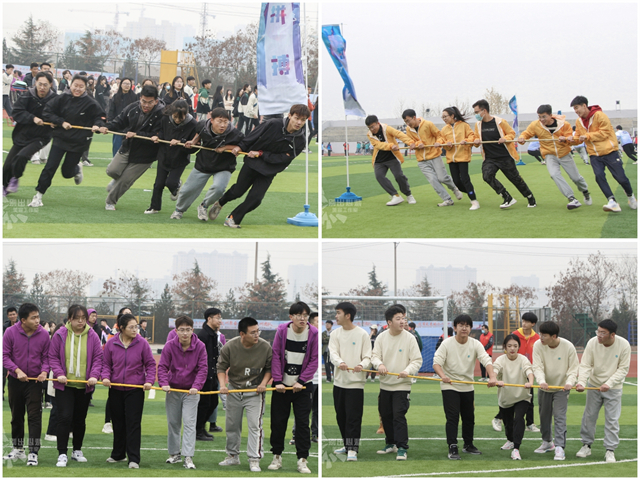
top-left (371, 329), bottom-right (423, 391)
top-left (532, 338), bottom-right (579, 387)
top-left (328, 325), bottom-right (372, 389)
top-left (493, 354), bottom-right (533, 408)
top-left (577, 335), bottom-right (631, 389)
top-left (432, 336), bottom-right (493, 392)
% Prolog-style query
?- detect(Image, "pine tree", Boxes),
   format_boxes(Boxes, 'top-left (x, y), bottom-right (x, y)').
top-left (27, 273), bottom-right (58, 323)
top-left (3, 259), bottom-right (27, 308)
top-left (153, 284), bottom-right (176, 321)
top-left (172, 261), bottom-right (218, 318)
top-left (221, 288), bottom-right (243, 319)
top-left (11, 15), bottom-right (58, 64)
top-left (239, 254), bottom-right (288, 320)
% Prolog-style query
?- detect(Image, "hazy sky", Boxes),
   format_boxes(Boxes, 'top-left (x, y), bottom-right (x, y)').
top-left (322, 2), bottom-right (637, 120)
top-left (4, 240), bottom-right (318, 288)
top-left (322, 241), bottom-right (637, 298)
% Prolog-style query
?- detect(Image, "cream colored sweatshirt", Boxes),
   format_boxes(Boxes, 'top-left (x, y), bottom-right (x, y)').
top-left (577, 336), bottom-right (631, 389)
top-left (532, 338), bottom-right (579, 387)
top-left (371, 329), bottom-right (423, 391)
top-left (328, 325), bottom-right (372, 389)
top-left (493, 354), bottom-right (533, 408)
top-left (432, 336), bottom-right (493, 392)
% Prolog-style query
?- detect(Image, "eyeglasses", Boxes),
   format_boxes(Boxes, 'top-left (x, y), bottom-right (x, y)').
top-left (293, 314), bottom-right (309, 319)
top-left (126, 325), bottom-right (140, 331)
top-left (244, 330), bottom-right (261, 337)
top-left (176, 328), bottom-right (193, 334)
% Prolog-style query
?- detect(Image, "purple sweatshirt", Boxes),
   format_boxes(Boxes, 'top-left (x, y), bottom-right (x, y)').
top-left (49, 325), bottom-right (103, 393)
top-left (101, 333), bottom-right (157, 391)
top-left (3, 323), bottom-right (50, 378)
top-left (157, 333), bottom-right (207, 391)
top-left (271, 321), bottom-right (318, 385)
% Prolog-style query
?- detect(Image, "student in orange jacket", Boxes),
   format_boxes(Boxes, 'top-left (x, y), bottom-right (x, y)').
top-left (401, 108), bottom-right (462, 207)
top-left (519, 104), bottom-right (592, 210)
top-left (492, 312), bottom-right (540, 433)
top-left (472, 99), bottom-right (536, 209)
top-left (365, 115), bottom-right (415, 206)
top-left (570, 96), bottom-right (637, 213)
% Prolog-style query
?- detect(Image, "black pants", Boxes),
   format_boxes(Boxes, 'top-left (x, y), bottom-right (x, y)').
top-left (46, 395), bottom-right (58, 436)
top-left (495, 388), bottom-right (535, 426)
top-left (500, 400), bottom-right (529, 449)
top-left (379, 389), bottom-right (410, 450)
top-left (105, 398), bottom-right (111, 423)
top-left (218, 164), bottom-right (275, 224)
top-left (3, 141), bottom-right (48, 187)
top-left (590, 151), bottom-right (634, 199)
top-left (292, 383), bottom-right (319, 438)
top-left (56, 386), bottom-right (91, 455)
top-left (8, 376), bottom-right (43, 453)
top-left (323, 352), bottom-right (334, 381)
top-left (622, 143), bottom-right (637, 162)
top-left (479, 363), bottom-right (487, 378)
top-left (528, 149), bottom-right (544, 163)
top-left (449, 162), bottom-right (476, 200)
top-left (333, 386), bottom-right (364, 452)
top-left (270, 383), bottom-right (312, 458)
top-left (108, 388), bottom-right (145, 464)
top-left (442, 389), bottom-right (474, 446)
top-left (237, 113), bottom-right (249, 134)
top-left (481, 157), bottom-right (532, 198)
top-left (36, 144), bottom-right (82, 194)
top-left (196, 377), bottom-right (219, 431)
top-left (150, 157), bottom-right (188, 211)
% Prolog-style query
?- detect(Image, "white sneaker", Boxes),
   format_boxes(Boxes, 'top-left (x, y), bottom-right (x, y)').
top-left (334, 446), bottom-right (347, 454)
top-left (166, 454), bottom-right (181, 464)
top-left (491, 418), bottom-right (502, 432)
top-left (219, 455), bottom-right (240, 466)
top-left (534, 441), bottom-right (555, 453)
top-left (576, 445), bottom-right (591, 457)
top-left (71, 450), bottom-right (87, 462)
top-left (208, 201), bottom-right (223, 221)
top-left (102, 422), bottom-right (113, 433)
top-left (28, 193), bottom-right (43, 207)
top-left (27, 452), bottom-right (38, 466)
top-left (44, 434), bottom-right (57, 441)
top-left (32, 159), bottom-right (42, 165)
top-left (129, 462), bottom-right (139, 468)
top-left (583, 192), bottom-right (592, 205)
top-left (170, 180), bottom-right (182, 201)
top-left (407, 194), bottom-right (417, 204)
top-left (184, 456), bottom-right (196, 469)
top-left (144, 208), bottom-right (159, 214)
top-left (170, 210), bottom-right (183, 220)
top-left (628, 195), bottom-right (637, 210)
top-left (526, 424), bottom-right (540, 432)
top-left (347, 450), bottom-right (357, 461)
top-left (603, 198), bottom-right (621, 212)
top-left (453, 187), bottom-right (463, 200)
top-left (297, 458), bottom-right (311, 474)
top-left (268, 454), bottom-right (282, 470)
top-left (3, 448), bottom-right (26, 460)
top-left (386, 195), bottom-right (404, 206)
top-left (377, 444), bottom-right (398, 454)
top-left (106, 456), bottom-right (127, 463)
top-left (605, 450), bottom-right (616, 463)
top-left (567, 198), bottom-right (582, 210)
top-left (82, 160), bottom-right (94, 167)
top-left (501, 441), bottom-right (514, 450)
top-left (56, 453), bottom-right (68, 467)
top-left (469, 200), bottom-right (480, 210)
top-left (437, 199), bottom-right (454, 207)
top-left (554, 446), bottom-right (565, 461)
top-left (249, 459), bottom-right (261, 472)
top-left (74, 163), bottom-right (83, 185)
top-left (105, 203), bottom-right (116, 211)
top-left (197, 203), bottom-right (208, 221)
top-left (511, 448), bottom-right (521, 460)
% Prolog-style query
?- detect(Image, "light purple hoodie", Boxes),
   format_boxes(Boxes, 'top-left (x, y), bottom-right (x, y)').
top-left (49, 324), bottom-right (103, 393)
top-left (3, 322), bottom-right (50, 378)
top-left (101, 333), bottom-right (157, 391)
top-left (271, 321), bottom-right (318, 386)
top-left (157, 333), bottom-right (207, 391)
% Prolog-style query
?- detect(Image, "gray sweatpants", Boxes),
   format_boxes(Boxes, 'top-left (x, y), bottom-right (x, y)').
top-left (176, 167), bottom-right (232, 213)
top-left (105, 151), bottom-right (151, 205)
top-left (374, 159), bottom-right (411, 196)
top-left (538, 389), bottom-right (569, 448)
top-left (225, 391), bottom-right (266, 460)
top-left (580, 385), bottom-right (622, 450)
top-left (165, 391), bottom-right (199, 457)
top-left (545, 153), bottom-right (589, 199)
top-left (417, 157), bottom-right (457, 201)
top-left (574, 146), bottom-right (590, 164)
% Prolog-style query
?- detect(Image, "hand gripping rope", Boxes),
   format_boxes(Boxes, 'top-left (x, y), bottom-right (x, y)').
top-left (26, 377), bottom-right (304, 395)
top-left (400, 138), bottom-right (571, 149)
top-left (349, 368), bottom-right (600, 390)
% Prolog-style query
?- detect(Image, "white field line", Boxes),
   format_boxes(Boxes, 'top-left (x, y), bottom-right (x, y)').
top-left (386, 458), bottom-right (637, 477)
top-left (623, 381), bottom-right (637, 386)
top-left (34, 445), bottom-right (317, 457)
top-left (323, 437), bottom-right (636, 442)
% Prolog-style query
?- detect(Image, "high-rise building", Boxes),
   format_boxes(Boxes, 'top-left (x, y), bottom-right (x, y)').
top-left (415, 265), bottom-right (477, 296)
top-left (172, 250), bottom-right (248, 295)
top-left (510, 274), bottom-right (540, 289)
top-left (288, 263), bottom-right (319, 302)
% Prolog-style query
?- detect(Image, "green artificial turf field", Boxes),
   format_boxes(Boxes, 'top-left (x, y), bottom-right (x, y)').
top-left (2, 127), bottom-right (318, 238)
top-left (322, 153), bottom-right (637, 238)
top-left (2, 386), bottom-right (318, 476)
top-left (321, 379), bottom-right (637, 477)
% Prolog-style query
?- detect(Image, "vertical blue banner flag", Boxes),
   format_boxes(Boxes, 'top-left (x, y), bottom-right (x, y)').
top-left (509, 95), bottom-right (518, 136)
top-left (257, 3), bottom-right (307, 115)
top-left (321, 24), bottom-right (366, 118)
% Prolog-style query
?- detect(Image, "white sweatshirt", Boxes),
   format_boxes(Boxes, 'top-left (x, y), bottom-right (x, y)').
top-left (432, 336), bottom-right (493, 392)
top-left (532, 338), bottom-right (579, 387)
top-left (577, 335), bottom-right (630, 389)
top-left (371, 329), bottom-right (423, 392)
top-left (329, 325), bottom-right (372, 389)
top-left (493, 353), bottom-right (533, 408)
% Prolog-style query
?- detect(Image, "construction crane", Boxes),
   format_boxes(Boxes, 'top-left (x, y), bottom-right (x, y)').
top-left (69, 5), bottom-right (130, 31)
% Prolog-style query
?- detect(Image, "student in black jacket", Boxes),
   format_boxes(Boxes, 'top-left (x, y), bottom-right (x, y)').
top-left (195, 308), bottom-right (222, 441)
top-left (107, 78), bottom-right (138, 156)
top-left (208, 103), bottom-right (310, 228)
top-left (28, 74), bottom-right (105, 208)
top-left (145, 100), bottom-right (197, 214)
top-left (3, 72), bottom-right (56, 196)
top-left (171, 108), bottom-right (244, 220)
top-left (97, 85), bottom-right (164, 210)
top-left (163, 76), bottom-right (193, 114)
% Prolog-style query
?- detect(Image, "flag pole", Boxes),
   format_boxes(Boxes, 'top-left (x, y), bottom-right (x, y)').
top-left (287, 1), bottom-right (318, 227)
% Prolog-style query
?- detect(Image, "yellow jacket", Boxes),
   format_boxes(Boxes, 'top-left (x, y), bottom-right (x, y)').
top-left (474, 116), bottom-right (519, 161)
top-left (367, 124), bottom-right (413, 165)
top-left (403, 118), bottom-right (442, 161)
top-left (520, 116), bottom-right (573, 158)
top-left (437, 121), bottom-right (475, 164)
top-left (574, 111), bottom-right (618, 157)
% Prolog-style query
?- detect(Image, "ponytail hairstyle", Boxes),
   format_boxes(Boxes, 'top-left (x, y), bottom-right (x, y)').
top-left (164, 99), bottom-right (189, 123)
top-left (443, 106), bottom-right (470, 123)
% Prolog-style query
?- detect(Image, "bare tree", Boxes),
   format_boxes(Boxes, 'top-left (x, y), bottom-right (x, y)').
top-left (40, 269), bottom-right (93, 308)
top-left (101, 271), bottom-right (152, 312)
top-left (500, 284), bottom-right (538, 309)
top-left (483, 87), bottom-right (509, 115)
top-left (395, 97), bottom-right (406, 119)
top-left (131, 37), bottom-right (167, 77)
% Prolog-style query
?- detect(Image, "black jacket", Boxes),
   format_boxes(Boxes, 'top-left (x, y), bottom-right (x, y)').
top-left (106, 100), bottom-right (165, 164)
top-left (43, 90), bottom-right (106, 153)
top-left (194, 120), bottom-right (244, 175)
top-left (95, 84), bottom-right (110, 109)
top-left (23, 72), bottom-right (35, 87)
top-left (197, 323), bottom-right (219, 380)
top-left (163, 90), bottom-right (194, 115)
top-left (11, 87), bottom-right (57, 147)
top-left (108, 91), bottom-right (138, 121)
top-left (212, 93), bottom-right (224, 110)
top-left (157, 114), bottom-right (198, 169)
top-left (239, 117), bottom-right (306, 176)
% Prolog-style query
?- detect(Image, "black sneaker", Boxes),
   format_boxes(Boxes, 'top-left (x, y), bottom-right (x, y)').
top-left (209, 423), bottom-right (223, 433)
top-left (196, 430), bottom-right (213, 441)
top-left (500, 193), bottom-right (516, 209)
top-left (448, 444), bottom-right (461, 460)
top-left (527, 195), bottom-right (537, 208)
top-left (463, 444), bottom-right (482, 455)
